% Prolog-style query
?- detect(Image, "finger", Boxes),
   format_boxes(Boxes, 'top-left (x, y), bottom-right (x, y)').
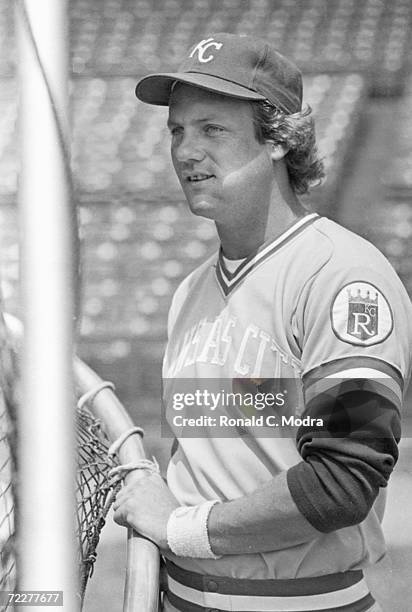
top-left (113, 491), bottom-right (131, 510)
top-left (113, 508), bottom-right (128, 527)
top-left (114, 482), bottom-right (138, 502)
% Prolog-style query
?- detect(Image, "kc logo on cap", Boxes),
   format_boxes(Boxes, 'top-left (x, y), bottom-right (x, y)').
top-left (189, 38), bottom-right (223, 63)
top-left (135, 32), bottom-right (303, 114)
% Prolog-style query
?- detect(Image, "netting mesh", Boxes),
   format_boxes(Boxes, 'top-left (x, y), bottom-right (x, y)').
top-left (0, 313), bottom-right (18, 605)
top-left (0, 313), bottom-right (125, 608)
top-left (0, 390), bottom-right (16, 598)
top-left (0, 387), bottom-right (124, 609)
top-left (76, 403), bottom-right (121, 603)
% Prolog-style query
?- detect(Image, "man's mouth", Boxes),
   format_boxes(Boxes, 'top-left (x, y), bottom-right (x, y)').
top-left (186, 174), bottom-right (214, 183)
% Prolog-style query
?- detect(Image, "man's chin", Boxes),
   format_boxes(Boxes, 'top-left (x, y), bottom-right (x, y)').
top-left (185, 195), bottom-right (220, 220)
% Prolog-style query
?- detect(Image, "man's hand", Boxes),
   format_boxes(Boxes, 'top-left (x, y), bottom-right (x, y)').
top-left (113, 472), bottom-right (179, 551)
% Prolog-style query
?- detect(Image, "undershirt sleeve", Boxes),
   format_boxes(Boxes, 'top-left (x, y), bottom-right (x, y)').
top-left (286, 380), bottom-right (401, 533)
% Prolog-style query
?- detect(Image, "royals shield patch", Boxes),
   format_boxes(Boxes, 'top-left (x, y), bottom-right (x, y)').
top-left (331, 281), bottom-right (393, 346)
top-left (347, 286), bottom-right (378, 340)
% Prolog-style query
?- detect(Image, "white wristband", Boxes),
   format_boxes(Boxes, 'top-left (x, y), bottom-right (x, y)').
top-left (167, 500), bottom-right (221, 559)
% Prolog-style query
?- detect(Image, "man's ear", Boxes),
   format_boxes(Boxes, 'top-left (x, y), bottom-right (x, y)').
top-left (266, 143), bottom-right (289, 161)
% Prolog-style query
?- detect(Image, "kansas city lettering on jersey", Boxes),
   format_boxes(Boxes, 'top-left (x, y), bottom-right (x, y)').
top-left (164, 315), bottom-right (301, 378)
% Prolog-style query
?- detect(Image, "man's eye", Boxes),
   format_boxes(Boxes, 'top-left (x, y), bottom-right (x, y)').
top-left (169, 126), bottom-right (183, 137)
top-left (205, 125), bottom-right (224, 135)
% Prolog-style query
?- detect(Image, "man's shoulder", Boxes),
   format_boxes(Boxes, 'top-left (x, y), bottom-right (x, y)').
top-left (269, 216), bottom-right (373, 287)
top-left (311, 216), bottom-right (389, 267)
top-left (305, 216), bottom-right (412, 317)
top-left (291, 215), bottom-right (409, 304)
top-left (286, 215), bottom-right (399, 287)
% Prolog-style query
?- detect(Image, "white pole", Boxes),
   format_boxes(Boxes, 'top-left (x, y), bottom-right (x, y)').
top-left (16, 1), bottom-right (77, 610)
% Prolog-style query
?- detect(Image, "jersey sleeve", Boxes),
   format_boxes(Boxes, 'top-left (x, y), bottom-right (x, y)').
top-left (286, 258), bottom-right (412, 533)
top-left (296, 261), bottom-right (412, 406)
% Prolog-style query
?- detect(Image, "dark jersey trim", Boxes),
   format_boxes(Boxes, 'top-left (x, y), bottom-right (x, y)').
top-left (303, 356), bottom-right (404, 390)
top-left (166, 589), bottom-right (374, 612)
top-left (165, 559), bottom-right (364, 596)
top-left (304, 377), bottom-right (402, 413)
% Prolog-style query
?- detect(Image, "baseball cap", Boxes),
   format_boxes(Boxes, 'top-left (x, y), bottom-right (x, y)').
top-left (135, 33), bottom-right (302, 114)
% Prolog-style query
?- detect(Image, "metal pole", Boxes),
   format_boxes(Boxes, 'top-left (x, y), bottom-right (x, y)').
top-left (16, 0), bottom-right (77, 609)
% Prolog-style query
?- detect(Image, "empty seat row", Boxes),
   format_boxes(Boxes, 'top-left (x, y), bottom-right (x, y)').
top-left (0, 73), bottom-right (366, 210)
top-left (1, 0), bottom-right (409, 94)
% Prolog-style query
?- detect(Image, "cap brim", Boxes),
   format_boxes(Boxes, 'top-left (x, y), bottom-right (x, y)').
top-left (135, 72), bottom-right (266, 106)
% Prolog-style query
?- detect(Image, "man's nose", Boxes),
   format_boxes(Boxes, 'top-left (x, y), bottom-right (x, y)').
top-left (173, 133), bottom-right (204, 163)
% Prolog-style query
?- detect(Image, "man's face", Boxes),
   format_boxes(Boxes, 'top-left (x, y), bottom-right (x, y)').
top-left (168, 84), bottom-right (275, 226)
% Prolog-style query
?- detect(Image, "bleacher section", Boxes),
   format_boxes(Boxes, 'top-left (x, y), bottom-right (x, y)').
top-left (366, 76), bottom-right (412, 298)
top-left (1, 0), bottom-right (412, 400)
top-left (383, 78), bottom-right (412, 196)
top-left (0, 73), bottom-right (367, 207)
top-left (0, 80), bottom-right (16, 198)
top-left (2, 0), bottom-right (411, 95)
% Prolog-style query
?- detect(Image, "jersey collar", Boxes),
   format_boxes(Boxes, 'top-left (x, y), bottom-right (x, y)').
top-left (215, 213), bottom-right (319, 296)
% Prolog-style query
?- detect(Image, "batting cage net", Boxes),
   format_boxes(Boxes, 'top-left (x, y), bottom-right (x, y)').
top-left (0, 316), bottom-right (160, 611)
top-left (0, 313), bottom-right (18, 601)
top-left (76, 397), bottom-right (121, 603)
top-left (0, 396), bottom-right (16, 598)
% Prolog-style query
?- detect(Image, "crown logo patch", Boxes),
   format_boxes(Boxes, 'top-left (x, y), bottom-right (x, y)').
top-left (346, 287), bottom-right (378, 340)
top-left (331, 281), bottom-right (393, 346)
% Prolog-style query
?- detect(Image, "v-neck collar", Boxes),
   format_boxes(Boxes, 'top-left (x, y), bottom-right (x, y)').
top-left (215, 213), bottom-right (319, 296)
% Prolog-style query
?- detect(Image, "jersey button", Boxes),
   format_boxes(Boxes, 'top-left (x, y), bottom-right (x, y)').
top-left (206, 579), bottom-right (218, 592)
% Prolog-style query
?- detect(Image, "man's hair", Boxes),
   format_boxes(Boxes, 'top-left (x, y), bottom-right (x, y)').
top-left (251, 101), bottom-right (325, 195)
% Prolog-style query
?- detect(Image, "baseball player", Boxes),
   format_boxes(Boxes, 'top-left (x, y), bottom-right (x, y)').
top-left (113, 33), bottom-right (412, 612)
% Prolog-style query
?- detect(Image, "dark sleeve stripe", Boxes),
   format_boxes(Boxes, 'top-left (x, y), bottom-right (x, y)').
top-left (303, 356), bottom-right (404, 390)
top-left (304, 375), bottom-right (402, 411)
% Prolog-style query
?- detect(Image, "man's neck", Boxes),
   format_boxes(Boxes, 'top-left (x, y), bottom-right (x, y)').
top-left (217, 195), bottom-right (307, 260)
